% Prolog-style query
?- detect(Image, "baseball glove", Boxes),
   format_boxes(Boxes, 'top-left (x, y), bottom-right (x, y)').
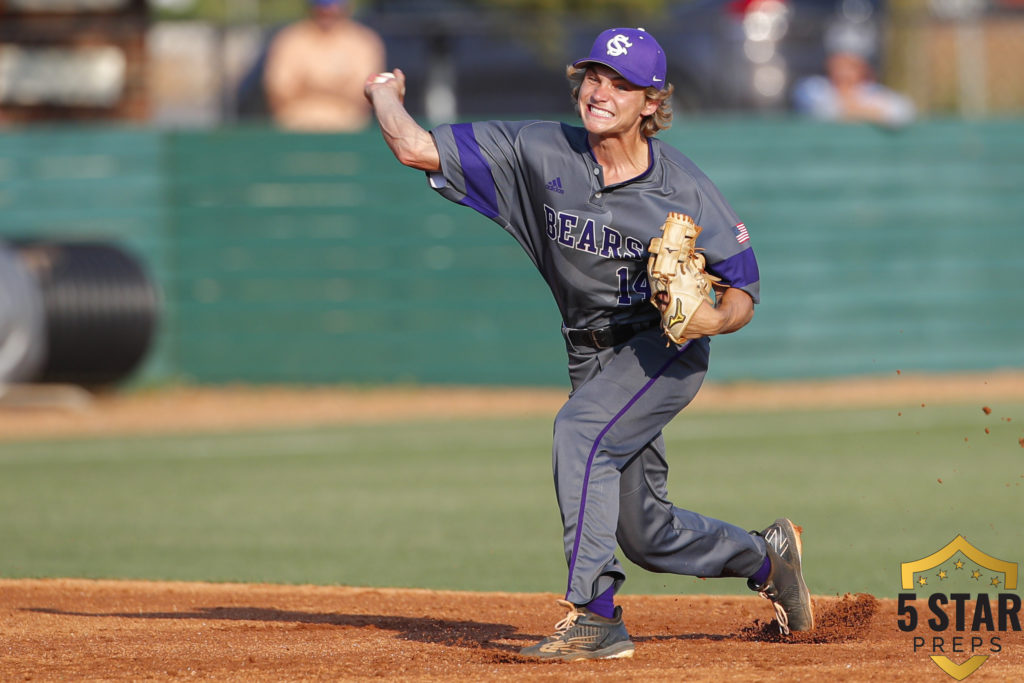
top-left (647, 212), bottom-right (720, 344)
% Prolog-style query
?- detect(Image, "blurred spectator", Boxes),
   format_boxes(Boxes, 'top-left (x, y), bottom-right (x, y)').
top-left (792, 21), bottom-right (915, 127)
top-left (263, 0), bottom-right (385, 132)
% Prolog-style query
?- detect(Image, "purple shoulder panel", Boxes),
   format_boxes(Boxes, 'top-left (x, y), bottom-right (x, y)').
top-left (451, 123), bottom-right (500, 220)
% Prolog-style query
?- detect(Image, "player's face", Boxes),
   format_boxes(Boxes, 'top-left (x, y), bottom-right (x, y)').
top-left (578, 65), bottom-right (658, 138)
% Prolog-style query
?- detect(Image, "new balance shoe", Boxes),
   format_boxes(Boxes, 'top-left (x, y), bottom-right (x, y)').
top-left (519, 599), bottom-right (635, 660)
top-left (748, 518), bottom-right (814, 634)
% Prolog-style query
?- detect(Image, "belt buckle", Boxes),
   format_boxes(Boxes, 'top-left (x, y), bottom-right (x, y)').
top-left (590, 327), bottom-right (611, 349)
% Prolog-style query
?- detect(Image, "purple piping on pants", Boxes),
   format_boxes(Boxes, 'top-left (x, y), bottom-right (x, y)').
top-left (565, 341), bottom-right (692, 600)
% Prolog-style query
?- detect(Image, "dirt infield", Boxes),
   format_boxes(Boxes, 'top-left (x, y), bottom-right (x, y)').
top-left (3, 579), bottom-right (1022, 681)
top-left (3, 373), bottom-right (1023, 679)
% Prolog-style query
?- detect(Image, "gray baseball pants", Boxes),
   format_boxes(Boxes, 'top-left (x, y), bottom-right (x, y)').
top-left (555, 326), bottom-right (768, 605)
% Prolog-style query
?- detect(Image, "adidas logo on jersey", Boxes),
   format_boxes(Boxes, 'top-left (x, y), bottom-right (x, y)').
top-left (546, 177), bottom-right (565, 194)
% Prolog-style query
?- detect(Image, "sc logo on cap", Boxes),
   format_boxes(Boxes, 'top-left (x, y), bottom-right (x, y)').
top-left (606, 34), bottom-right (633, 56)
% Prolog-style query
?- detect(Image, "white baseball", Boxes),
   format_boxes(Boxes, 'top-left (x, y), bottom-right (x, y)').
top-left (373, 72), bottom-right (396, 84)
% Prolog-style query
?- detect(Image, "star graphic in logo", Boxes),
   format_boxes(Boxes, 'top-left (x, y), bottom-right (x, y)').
top-left (991, 576), bottom-right (1002, 587)
top-left (954, 559), bottom-right (965, 570)
top-left (936, 569), bottom-right (948, 580)
top-left (971, 569), bottom-right (983, 580)
top-left (918, 576), bottom-right (928, 587)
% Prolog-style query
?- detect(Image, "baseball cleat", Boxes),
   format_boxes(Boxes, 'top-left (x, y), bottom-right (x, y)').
top-left (748, 518), bottom-right (814, 634)
top-left (519, 599), bottom-right (635, 661)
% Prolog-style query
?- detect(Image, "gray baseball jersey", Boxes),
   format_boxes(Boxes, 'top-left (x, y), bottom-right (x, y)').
top-left (425, 119), bottom-right (767, 607)
top-left (427, 120), bottom-right (759, 330)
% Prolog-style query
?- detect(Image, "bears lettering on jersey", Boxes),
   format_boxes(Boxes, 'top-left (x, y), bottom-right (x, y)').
top-left (543, 204), bottom-right (646, 261)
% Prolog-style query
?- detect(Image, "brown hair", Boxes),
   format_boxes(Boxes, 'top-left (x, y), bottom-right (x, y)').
top-left (566, 65), bottom-right (674, 137)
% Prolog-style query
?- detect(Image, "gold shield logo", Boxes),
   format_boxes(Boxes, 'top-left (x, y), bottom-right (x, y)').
top-left (899, 535), bottom-right (1020, 680)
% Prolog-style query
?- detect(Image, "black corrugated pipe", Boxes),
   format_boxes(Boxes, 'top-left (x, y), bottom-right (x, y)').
top-left (13, 241), bottom-right (160, 387)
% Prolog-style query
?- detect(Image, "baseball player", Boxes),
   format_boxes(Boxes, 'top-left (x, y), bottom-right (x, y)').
top-left (364, 27), bottom-right (813, 660)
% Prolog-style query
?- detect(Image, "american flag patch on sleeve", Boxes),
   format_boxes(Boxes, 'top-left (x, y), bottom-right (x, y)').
top-left (733, 222), bottom-right (750, 244)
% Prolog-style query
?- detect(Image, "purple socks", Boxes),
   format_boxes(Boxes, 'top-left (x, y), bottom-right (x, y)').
top-left (582, 585), bottom-right (616, 619)
top-left (750, 553), bottom-right (772, 587)
top-left (581, 554), bottom-right (771, 618)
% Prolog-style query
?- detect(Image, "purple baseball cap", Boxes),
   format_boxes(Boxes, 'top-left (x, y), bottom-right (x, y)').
top-left (573, 28), bottom-right (667, 88)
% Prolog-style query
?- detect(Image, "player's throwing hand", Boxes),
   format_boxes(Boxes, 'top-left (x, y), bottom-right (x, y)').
top-left (363, 69), bottom-right (405, 103)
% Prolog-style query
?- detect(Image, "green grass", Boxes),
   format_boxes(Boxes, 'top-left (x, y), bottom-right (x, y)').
top-left (0, 401), bottom-right (1021, 598)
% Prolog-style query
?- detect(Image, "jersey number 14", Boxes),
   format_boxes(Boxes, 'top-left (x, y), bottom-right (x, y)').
top-left (616, 267), bottom-right (651, 306)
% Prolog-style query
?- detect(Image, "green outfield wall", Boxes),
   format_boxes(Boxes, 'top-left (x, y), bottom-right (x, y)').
top-left (1, 119), bottom-right (1021, 386)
